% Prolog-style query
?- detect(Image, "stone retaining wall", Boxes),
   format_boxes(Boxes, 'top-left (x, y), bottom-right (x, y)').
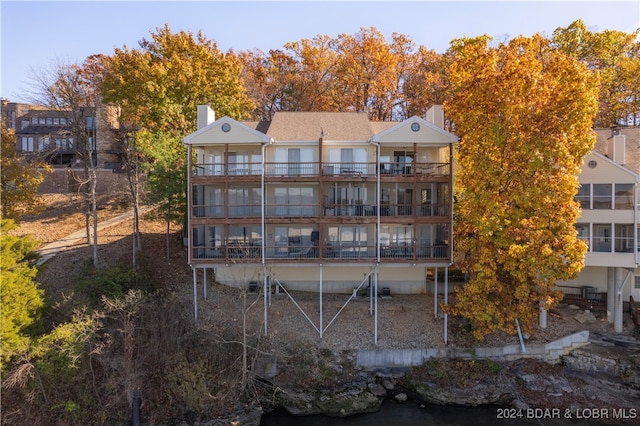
top-left (39, 168), bottom-right (131, 195)
top-left (356, 330), bottom-right (590, 368)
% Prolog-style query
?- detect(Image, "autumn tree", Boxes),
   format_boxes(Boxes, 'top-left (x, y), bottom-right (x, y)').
top-left (0, 219), bottom-right (44, 368)
top-left (28, 58), bottom-right (102, 266)
top-left (552, 19), bottom-right (640, 126)
top-left (101, 24), bottom-right (255, 132)
top-left (237, 48), bottom-right (301, 120)
top-left (137, 129), bottom-right (186, 258)
top-left (283, 35), bottom-right (340, 112)
top-left (445, 34), bottom-right (599, 339)
top-left (402, 45), bottom-right (448, 119)
top-left (101, 25), bottom-right (255, 253)
top-left (0, 127), bottom-right (51, 221)
top-left (239, 27), bottom-right (445, 121)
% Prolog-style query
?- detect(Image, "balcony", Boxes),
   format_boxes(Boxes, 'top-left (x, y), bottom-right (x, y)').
top-left (191, 242), bottom-right (449, 262)
top-left (191, 161), bottom-right (451, 178)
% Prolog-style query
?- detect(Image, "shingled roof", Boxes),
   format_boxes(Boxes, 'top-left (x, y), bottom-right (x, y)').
top-left (593, 127), bottom-right (640, 173)
top-left (243, 111), bottom-right (397, 141)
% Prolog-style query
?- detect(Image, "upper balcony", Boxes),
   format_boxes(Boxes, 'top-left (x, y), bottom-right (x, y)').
top-left (191, 161), bottom-right (451, 180)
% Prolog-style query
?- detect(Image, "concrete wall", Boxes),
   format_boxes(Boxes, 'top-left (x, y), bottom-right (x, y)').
top-left (356, 330), bottom-right (591, 368)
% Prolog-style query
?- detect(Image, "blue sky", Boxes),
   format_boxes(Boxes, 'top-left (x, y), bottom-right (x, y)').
top-left (1, 1), bottom-right (639, 102)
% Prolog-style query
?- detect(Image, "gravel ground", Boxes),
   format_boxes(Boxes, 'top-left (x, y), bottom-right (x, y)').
top-left (17, 193), bottom-right (634, 353)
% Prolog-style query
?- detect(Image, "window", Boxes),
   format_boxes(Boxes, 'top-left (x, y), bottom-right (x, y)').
top-left (575, 223), bottom-right (590, 248)
top-left (575, 184), bottom-right (590, 209)
top-left (328, 148), bottom-right (367, 174)
top-left (274, 148), bottom-right (314, 175)
top-left (592, 184), bottom-right (612, 209)
top-left (273, 226), bottom-right (315, 257)
top-left (21, 136), bottom-right (34, 152)
top-left (228, 186), bottom-right (261, 217)
top-left (593, 224), bottom-right (612, 252)
top-left (327, 225), bottom-right (369, 257)
top-left (614, 184), bottom-right (634, 209)
top-left (614, 224), bottom-right (635, 253)
top-left (635, 276), bottom-right (640, 289)
top-left (273, 186), bottom-right (315, 216)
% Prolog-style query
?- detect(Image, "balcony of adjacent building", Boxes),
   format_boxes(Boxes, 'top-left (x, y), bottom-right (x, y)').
top-left (576, 222), bottom-right (639, 268)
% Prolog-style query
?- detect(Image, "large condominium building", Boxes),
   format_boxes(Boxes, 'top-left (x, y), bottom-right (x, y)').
top-left (183, 105), bottom-right (458, 301)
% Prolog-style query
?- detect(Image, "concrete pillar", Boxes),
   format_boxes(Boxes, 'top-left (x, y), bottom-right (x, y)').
top-left (607, 267), bottom-right (615, 323)
top-left (539, 305), bottom-right (548, 329)
top-left (614, 267), bottom-right (624, 333)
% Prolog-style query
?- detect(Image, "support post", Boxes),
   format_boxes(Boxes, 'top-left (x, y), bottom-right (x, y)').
top-left (374, 264), bottom-right (378, 344)
top-left (263, 266), bottom-right (268, 336)
top-left (539, 305), bottom-right (548, 329)
top-left (319, 264), bottom-right (323, 339)
top-left (193, 268), bottom-right (198, 320)
top-left (614, 267), bottom-right (631, 333)
top-left (444, 265), bottom-right (448, 345)
top-left (434, 266), bottom-right (438, 318)
top-left (203, 268), bottom-right (207, 300)
top-left (607, 267), bottom-right (615, 323)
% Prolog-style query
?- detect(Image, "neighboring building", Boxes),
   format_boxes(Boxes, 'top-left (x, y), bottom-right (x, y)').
top-left (1, 99), bottom-right (121, 169)
top-left (560, 126), bottom-right (640, 331)
top-left (183, 105), bottom-right (459, 335)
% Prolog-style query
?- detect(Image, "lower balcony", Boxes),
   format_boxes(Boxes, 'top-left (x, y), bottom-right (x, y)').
top-left (191, 243), bottom-right (449, 263)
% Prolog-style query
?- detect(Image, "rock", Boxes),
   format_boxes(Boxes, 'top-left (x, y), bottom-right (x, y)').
top-left (367, 382), bottom-right (387, 397)
top-left (395, 392), bottom-right (408, 403)
top-left (409, 381), bottom-right (514, 406)
top-left (279, 387), bottom-right (382, 417)
top-left (517, 374), bottom-right (573, 395)
top-left (382, 378), bottom-right (395, 390)
top-left (512, 399), bottom-right (529, 410)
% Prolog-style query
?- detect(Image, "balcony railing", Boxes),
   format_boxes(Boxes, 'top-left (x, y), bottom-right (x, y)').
top-left (191, 162), bottom-right (451, 177)
top-left (193, 202), bottom-right (449, 218)
top-left (192, 243), bottom-right (449, 261)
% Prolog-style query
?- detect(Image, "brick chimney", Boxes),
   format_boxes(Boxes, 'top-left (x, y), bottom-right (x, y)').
top-left (197, 105), bottom-right (215, 130)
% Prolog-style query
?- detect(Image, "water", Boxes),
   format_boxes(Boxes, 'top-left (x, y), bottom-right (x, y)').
top-left (260, 400), bottom-right (604, 426)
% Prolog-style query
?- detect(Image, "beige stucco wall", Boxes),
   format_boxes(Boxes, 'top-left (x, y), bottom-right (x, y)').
top-left (212, 264), bottom-right (437, 295)
top-left (558, 266), bottom-right (639, 301)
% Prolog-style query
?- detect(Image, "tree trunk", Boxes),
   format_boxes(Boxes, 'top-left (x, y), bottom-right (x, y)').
top-left (90, 165), bottom-right (98, 267)
top-left (125, 153), bottom-right (141, 266)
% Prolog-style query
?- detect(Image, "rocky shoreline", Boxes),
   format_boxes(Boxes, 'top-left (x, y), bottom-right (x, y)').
top-left (205, 332), bottom-right (640, 426)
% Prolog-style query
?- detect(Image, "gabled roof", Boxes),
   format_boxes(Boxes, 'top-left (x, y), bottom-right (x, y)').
top-left (255, 111), bottom-right (382, 142)
top-left (371, 115), bottom-right (459, 145)
top-left (580, 150), bottom-right (640, 183)
top-left (183, 116), bottom-right (272, 145)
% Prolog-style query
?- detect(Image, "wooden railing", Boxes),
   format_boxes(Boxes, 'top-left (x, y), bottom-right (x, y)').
top-left (191, 161), bottom-right (451, 177)
top-left (556, 285), bottom-right (606, 310)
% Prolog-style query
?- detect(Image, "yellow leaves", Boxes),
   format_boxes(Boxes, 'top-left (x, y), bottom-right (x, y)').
top-left (447, 33), bottom-right (598, 340)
